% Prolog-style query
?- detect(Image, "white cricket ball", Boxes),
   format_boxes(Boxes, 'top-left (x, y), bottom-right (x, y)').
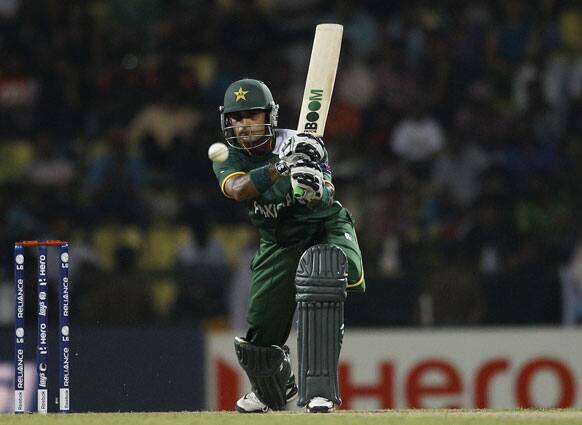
top-left (208, 142), bottom-right (229, 163)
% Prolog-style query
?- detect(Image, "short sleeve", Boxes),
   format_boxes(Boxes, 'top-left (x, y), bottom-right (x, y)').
top-left (212, 149), bottom-right (246, 198)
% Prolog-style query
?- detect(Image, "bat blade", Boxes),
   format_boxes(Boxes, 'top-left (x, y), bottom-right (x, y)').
top-left (296, 23), bottom-right (343, 137)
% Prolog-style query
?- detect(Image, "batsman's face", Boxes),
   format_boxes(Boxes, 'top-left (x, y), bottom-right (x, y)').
top-left (229, 110), bottom-right (267, 149)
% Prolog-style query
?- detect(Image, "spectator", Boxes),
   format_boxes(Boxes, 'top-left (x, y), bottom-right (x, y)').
top-left (390, 100), bottom-right (445, 179)
top-left (430, 126), bottom-right (490, 207)
top-left (176, 219), bottom-right (227, 268)
top-left (84, 125), bottom-right (146, 226)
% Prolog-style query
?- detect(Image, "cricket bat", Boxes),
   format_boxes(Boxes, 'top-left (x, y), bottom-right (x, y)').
top-left (294, 23), bottom-right (343, 198)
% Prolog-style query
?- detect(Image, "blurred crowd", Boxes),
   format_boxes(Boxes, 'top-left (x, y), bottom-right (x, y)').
top-left (0, 0), bottom-right (581, 327)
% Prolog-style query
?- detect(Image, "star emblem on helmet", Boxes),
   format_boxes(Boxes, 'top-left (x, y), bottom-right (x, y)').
top-left (234, 87), bottom-right (249, 102)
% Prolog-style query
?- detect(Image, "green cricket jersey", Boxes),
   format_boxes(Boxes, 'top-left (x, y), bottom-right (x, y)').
top-left (213, 129), bottom-right (342, 244)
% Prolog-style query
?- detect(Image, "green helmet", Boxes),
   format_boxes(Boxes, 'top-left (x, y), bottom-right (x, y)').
top-left (220, 78), bottom-right (279, 150)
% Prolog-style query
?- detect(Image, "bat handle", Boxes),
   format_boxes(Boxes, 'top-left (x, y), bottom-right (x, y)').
top-left (293, 187), bottom-right (304, 198)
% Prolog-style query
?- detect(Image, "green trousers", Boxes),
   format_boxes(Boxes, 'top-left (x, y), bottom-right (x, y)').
top-left (246, 207), bottom-right (365, 347)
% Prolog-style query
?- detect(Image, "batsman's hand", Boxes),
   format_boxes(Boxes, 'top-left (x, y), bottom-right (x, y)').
top-left (290, 160), bottom-right (323, 203)
top-left (279, 133), bottom-right (325, 166)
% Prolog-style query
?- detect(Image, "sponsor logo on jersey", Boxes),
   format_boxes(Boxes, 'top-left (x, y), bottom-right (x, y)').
top-left (253, 192), bottom-right (296, 218)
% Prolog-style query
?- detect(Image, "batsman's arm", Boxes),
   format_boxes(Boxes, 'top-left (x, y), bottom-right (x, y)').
top-left (223, 164), bottom-right (282, 201)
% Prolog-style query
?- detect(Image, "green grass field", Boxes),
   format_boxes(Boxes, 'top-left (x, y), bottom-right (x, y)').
top-left (1, 410), bottom-right (582, 425)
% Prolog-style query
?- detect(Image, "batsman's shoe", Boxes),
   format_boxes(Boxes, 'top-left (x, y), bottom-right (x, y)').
top-left (236, 382), bottom-right (299, 413)
top-left (236, 391), bottom-right (269, 413)
top-left (306, 396), bottom-right (335, 413)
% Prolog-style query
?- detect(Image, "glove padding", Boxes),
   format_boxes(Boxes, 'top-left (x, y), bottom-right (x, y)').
top-left (290, 160), bottom-right (323, 203)
top-left (275, 160), bottom-right (291, 176)
top-left (279, 133), bottom-right (325, 165)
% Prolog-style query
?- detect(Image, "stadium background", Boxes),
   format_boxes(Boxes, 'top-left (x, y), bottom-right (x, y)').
top-left (0, 0), bottom-right (581, 412)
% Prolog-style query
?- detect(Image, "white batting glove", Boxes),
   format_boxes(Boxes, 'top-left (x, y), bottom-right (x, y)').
top-left (279, 133), bottom-right (325, 165)
top-left (290, 160), bottom-right (323, 203)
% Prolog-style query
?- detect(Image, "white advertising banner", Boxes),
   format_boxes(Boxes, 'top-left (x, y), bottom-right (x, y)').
top-left (206, 328), bottom-right (582, 410)
top-left (0, 362), bottom-right (35, 413)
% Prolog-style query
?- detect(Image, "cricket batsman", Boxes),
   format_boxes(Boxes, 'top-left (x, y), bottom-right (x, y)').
top-left (212, 78), bottom-right (365, 413)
